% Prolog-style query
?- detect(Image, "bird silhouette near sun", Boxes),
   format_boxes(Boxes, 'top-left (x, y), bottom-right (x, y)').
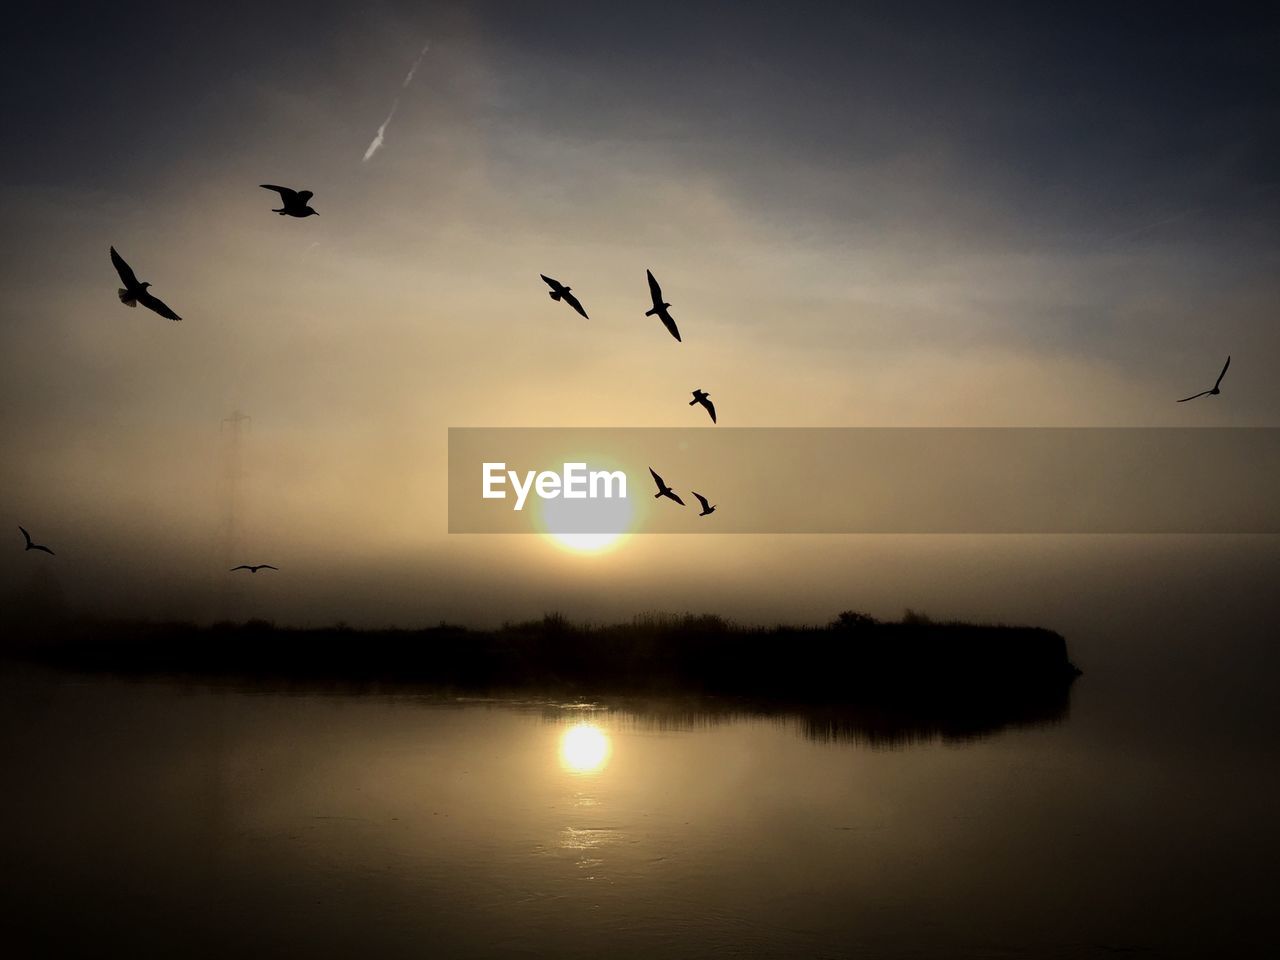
top-left (690, 389), bottom-right (716, 423)
top-left (231, 564), bottom-right (279, 574)
top-left (110, 247), bottom-right (182, 321)
top-left (645, 270), bottom-right (681, 342)
top-left (1177, 356), bottom-right (1231, 402)
top-left (540, 275), bottom-right (589, 319)
top-left (261, 185), bottom-right (319, 218)
top-left (19, 526), bottom-right (55, 555)
top-left (649, 467), bottom-right (685, 506)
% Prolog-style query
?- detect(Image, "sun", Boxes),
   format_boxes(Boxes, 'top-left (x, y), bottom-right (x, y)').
top-left (536, 457), bottom-right (635, 555)
top-left (546, 531), bottom-right (630, 554)
top-left (559, 723), bottom-right (611, 773)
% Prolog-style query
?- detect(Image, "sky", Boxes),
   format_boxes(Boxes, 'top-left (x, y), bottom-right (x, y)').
top-left (1, 1), bottom-right (1278, 641)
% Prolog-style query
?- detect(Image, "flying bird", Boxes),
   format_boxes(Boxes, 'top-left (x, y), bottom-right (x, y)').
top-left (230, 564), bottom-right (279, 574)
top-left (690, 389), bottom-right (716, 423)
top-left (19, 526), bottom-right (54, 555)
top-left (540, 275), bottom-right (589, 319)
top-left (111, 248), bottom-right (182, 321)
top-left (692, 492), bottom-right (716, 517)
top-left (648, 467), bottom-right (685, 506)
top-left (1177, 356), bottom-right (1231, 402)
top-left (260, 185), bottom-right (318, 218)
top-left (645, 270), bottom-right (682, 342)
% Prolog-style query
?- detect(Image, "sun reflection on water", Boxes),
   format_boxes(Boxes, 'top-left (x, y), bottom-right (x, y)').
top-left (559, 723), bottom-right (611, 774)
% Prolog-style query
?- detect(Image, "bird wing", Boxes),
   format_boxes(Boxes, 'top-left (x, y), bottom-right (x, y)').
top-left (33, 545), bottom-right (55, 555)
top-left (562, 291), bottom-right (589, 319)
top-left (296, 191), bottom-right (313, 204)
top-left (230, 565), bottom-right (252, 571)
top-left (667, 490), bottom-right (685, 506)
top-left (260, 565), bottom-right (279, 571)
top-left (646, 269), bottom-right (663, 305)
top-left (139, 290), bottom-right (182, 321)
top-left (649, 467), bottom-right (665, 490)
top-left (110, 247), bottom-right (139, 288)
top-left (540, 274), bottom-right (563, 292)
top-left (705, 398), bottom-right (716, 422)
top-left (1214, 355), bottom-right (1231, 389)
top-left (658, 308), bottom-right (682, 342)
top-left (1177, 390), bottom-right (1212, 402)
top-left (260, 184), bottom-right (300, 203)
top-left (692, 492), bottom-right (710, 511)
top-left (19, 525), bottom-right (32, 547)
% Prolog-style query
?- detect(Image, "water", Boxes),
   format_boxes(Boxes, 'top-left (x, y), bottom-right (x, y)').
top-left (0, 647), bottom-right (1274, 959)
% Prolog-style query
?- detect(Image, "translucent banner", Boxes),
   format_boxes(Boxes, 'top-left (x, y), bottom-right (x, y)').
top-left (447, 428), bottom-right (1280, 534)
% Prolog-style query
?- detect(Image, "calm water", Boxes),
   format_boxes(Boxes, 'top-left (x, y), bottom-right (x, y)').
top-left (0, 639), bottom-right (1275, 958)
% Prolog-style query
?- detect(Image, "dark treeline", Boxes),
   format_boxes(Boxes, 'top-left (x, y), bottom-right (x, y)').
top-left (6, 610), bottom-right (1080, 743)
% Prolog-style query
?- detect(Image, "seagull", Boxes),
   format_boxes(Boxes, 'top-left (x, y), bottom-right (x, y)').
top-left (19, 526), bottom-right (54, 555)
top-left (230, 564), bottom-right (279, 574)
top-left (645, 270), bottom-right (682, 342)
top-left (690, 389), bottom-right (716, 423)
top-left (1177, 356), bottom-right (1231, 402)
top-left (110, 247), bottom-right (182, 321)
top-left (648, 467), bottom-right (685, 506)
top-left (692, 492), bottom-right (716, 517)
top-left (540, 275), bottom-right (589, 319)
top-left (260, 185), bottom-right (318, 218)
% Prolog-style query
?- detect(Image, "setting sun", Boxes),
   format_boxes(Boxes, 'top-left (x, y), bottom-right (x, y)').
top-left (537, 464), bottom-right (635, 554)
top-left (545, 531), bottom-right (630, 554)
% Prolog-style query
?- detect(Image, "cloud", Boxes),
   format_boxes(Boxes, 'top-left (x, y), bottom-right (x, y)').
top-left (361, 42), bottom-right (430, 163)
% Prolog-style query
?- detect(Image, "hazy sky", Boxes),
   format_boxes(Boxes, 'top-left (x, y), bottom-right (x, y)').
top-left (2, 2), bottom-right (1278, 636)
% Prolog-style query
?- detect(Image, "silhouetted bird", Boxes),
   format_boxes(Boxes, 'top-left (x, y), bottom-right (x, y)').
top-left (690, 389), bottom-right (716, 423)
top-left (648, 467), bottom-right (685, 506)
top-left (260, 185), bottom-right (318, 217)
top-left (19, 526), bottom-right (54, 555)
top-left (692, 492), bottom-right (716, 516)
top-left (645, 270), bottom-right (682, 342)
top-left (540, 275), bottom-right (589, 319)
top-left (1177, 356), bottom-right (1231, 402)
top-left (230, 564), bottom-right (278, 574)
top-left (110, 247), bottom-right (182, 321)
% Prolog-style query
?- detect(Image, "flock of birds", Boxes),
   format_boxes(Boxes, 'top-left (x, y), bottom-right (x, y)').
top-left (540, 267), bottom-right (690, 349)
top-left (18, 182), bottom-right (1238, 564)
top-left (542, 265), bottom-right (719, 514)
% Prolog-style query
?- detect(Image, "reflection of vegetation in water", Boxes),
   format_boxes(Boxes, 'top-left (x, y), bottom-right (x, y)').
top-left (537, 685), bottom-right (1074, 749)
top-left (12, 609), bottom-right (1079, 747)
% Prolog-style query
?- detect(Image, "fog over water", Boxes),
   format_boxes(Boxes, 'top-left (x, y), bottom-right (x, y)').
top-left (2, 2), bottom-right (1278, 631)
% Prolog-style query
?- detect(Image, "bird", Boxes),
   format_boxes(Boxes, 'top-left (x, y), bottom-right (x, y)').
top-left (540, 275), bottom-right (589, 319)
top-left (692, 492), bottom-right (716, 517)
top-left (19, 526), bottom-right (54, 555)
top-left (110, 247), bottom-right (182, 321)
top-left (648, 467), bottom-right (685, 506)
top-left (690, 389), bottom-right (716, 423)
top-left (260, 185), bottom-right (318, 217)
top-left (645, 270), bottom-right (682, 342)
top-left (230, 564), bottom-right (279, 574)
top-left (1177, 356), bottom-right (1231, 402)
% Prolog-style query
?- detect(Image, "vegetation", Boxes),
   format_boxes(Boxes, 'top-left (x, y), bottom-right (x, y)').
top-left (7, 609), bottom-right (1079, 696)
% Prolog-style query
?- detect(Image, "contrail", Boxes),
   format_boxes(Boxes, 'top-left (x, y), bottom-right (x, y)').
top-left (362, 42), bottom-right (430, 163)
top-left (363, 101), bottom-right (399, 162)
top-left (402, 42), bottom-right (430, 87)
